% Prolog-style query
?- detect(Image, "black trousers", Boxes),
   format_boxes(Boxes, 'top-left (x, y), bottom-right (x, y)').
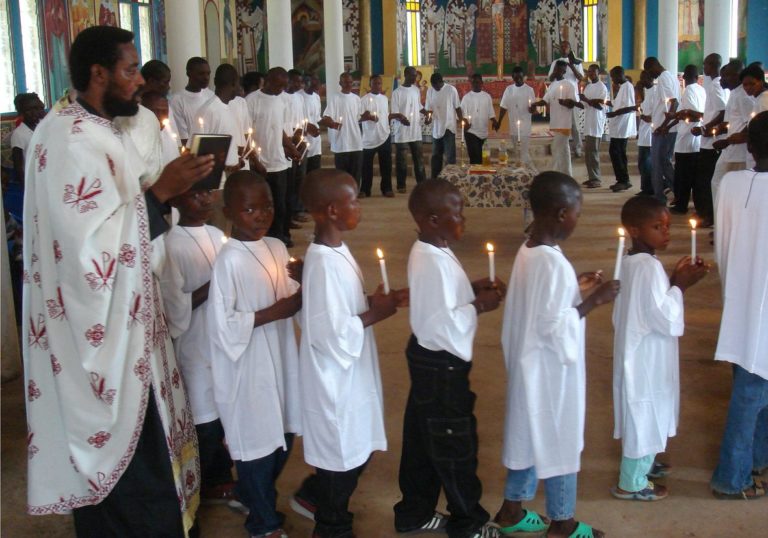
top-left (673, 152), bottom-right (699, 212)
top-left (609, 138), bottom-right (630, 184)
top-left (306, 154), bottom-right (322, 174)
top-left (73, 391), bottom-right (194, 538)
top-left (465, 132), bottom-right (484, 165)
top-left (265, 169), bottom-right (289, 243)
top-left (196, 419), bottom-right (233, 491)
top-left (696, 148), bottom-right (720, 225)
top-left (394, 336), bottom-right (489, 538)
top-left (334, 151), bottom-right (363, 189)
top-left (288, 158), bottom-right (307, 217)
top-left (362, 136), bottom-right (393, 195)
top-left (311, 460), bottom-right (370, 538)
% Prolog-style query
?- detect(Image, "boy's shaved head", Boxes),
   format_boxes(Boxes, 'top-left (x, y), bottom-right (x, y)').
top-left (620, 196), bottom-right (667, 229)
top-left (408, 179), bottom-right (461, 219)
top-left (223, 170), bottom-right (270, 207)
top-left (529, 171), bottom-right (581, 216)
top-left (301, 169), bottom-right (357, 213)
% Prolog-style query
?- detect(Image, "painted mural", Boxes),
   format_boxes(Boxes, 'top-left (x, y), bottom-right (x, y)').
top-left (236, 0), bottom-right (267, 73)
top-left (69, 0), bottom-right (96, 38)
top-left (42, 0), bottom-right (71, 105)
top-left (676, 0), bottom-right (747, 73)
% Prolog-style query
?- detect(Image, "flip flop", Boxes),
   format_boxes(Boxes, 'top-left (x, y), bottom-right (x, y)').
top-left (565, 521), bottom-right (601, 538)
top-left (610, 481), bottom-right (668, 501)
top-left (712, 479), bottom-right (767, 500)
top-left (494, 509), bottom-right (549, 536)
top-left (647, 460), bottom-right (671, 479)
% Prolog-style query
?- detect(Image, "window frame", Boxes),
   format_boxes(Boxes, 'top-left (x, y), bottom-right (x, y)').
top-left (2, 0), bottom-right (47, 114)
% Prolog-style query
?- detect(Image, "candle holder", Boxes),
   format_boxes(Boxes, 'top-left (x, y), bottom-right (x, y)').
top-left (515, 139), bottom-right (523, 167)
top-left (459, 138), bottom-right (467, 170)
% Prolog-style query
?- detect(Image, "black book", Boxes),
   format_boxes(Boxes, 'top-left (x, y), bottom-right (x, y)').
top-left (189, 133), bottom-right (232, 191)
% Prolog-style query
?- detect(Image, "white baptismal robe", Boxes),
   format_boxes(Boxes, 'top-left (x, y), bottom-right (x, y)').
top-left (207, 238), bottom-right (301, 461)
top-left (298, 242), bottom-right (387, 472)
top-left (612, 253), bottom-right (683, 459)
top-left (160, 225), bottom-right (225, 425)
top-left (501, 244), bottom-right (585, 478)
top-left (22, 103), bottom-right (198, 523)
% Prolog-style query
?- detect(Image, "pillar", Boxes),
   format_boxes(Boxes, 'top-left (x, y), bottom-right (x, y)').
top-left (359, 0), bottom-right (372, 75)
top-left (266, 0), bottom-right (293, 69)
top-left (633, 0), bottom-right (647, 69)
top-left (382, 1), bottom-right (398, 76)
top-left (657, 0), bottom-right (678, 72)
top-left (324, 0), bottom-right (344, 101)
top-left (165, 0), bottom-right (204, 93)
top-left (703, 0), bottom-right (731, 63)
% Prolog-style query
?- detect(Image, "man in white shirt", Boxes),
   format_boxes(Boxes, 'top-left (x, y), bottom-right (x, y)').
top-left (285, 69), bottom-right (309, 227)
top-left (548, 41), bottom-right (585, 157)
top-left (711, 112), bottom-right (768, 500)
top-left (460, 74), bottom-right (495, 165)
top-left (644, 57), bottom-right (680, 202)
top-left (142, 91), bottom-right (182, 166)
top-left (636, 71), bottom-right (656, 196)
top-left (169, 57), bottom-right (214, 146)
top-left (606, 66), bottom-right (638, 192)
top-left (691, 54), bottom-right (727, 227)
top-left (670, 65), bottom-right (706, 214)
top-left (425, 73), bottom-right (462, 179)
top-left (533, 61), bottom-right (579, 176)
top-left (299, 74), bottom-right (323, 174)
top-left (391, 66), bottom-right (428, 193)
top-left (742, 63), bottom-right (768, 171)
top-left (361, 74), bottom-right (394, 197)
top-left (576, 64), bottom-right (608, 188)
top-left (495, 67), bottom-right (536, 165)
top-left (10, 92), bottom-right (45, 185)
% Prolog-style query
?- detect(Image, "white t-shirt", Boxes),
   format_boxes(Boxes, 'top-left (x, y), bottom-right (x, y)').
top-left (299, 89), bottom-right (323, 157)
top-left (700, 76), bottom-right (729, 151)
top-left (245, 90), bottom-right (291, 173)
top-left (499, 83), bottom-right (536, 138)
top-left (10, 122), bottom-right (33, 157)
top-left (323, 92), bottom-right (364, 153)
top-left (548, 57), bottom-right (584, 92)
top-left (169, 87), bottom-right (215, 140)
top-left (360, 92), bottom-right (391, 149)
top-left (192, 95), bottom-right (240, 167)
top-left (650, 70), bottom-right (681, 132)
top-left (425, 83), bottom-right (460, 139)
top-left (637, 86), bottom-right (655, 147)
top-left (582, 80), bottom-right (608, 138)
top-left (721, 85), bottom-right (756, 164)
top-left (228, 95), bottom-right (250, 148)
top-left (285, 91), bottom-right (308, 137)
top-left (674, 83), bottom-right (707, 154)
top-left (460, 90), bottom-right (495, 140)
top-left (608, 80), bottom-right (637, 139)
top-left (391, 85), bottom-right (423, 143)
top-left (543, 79), bottom-right (579, 130)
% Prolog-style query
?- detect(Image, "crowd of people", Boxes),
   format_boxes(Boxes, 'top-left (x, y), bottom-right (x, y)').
top-left (10, 24), bottom-right (768, 538)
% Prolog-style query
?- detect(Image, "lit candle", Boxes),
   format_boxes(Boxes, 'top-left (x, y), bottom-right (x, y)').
top-left (711, 128), bottom-right (716, 136)
top-left (245, 127), bottom-right (253, 147)
top-left (289, 256), bottom-right (296, 262)
top-left (689, 219), bottom-right (697, 264)
top-left (559, 84), bottom-right (563, 99)
top-left (221, 235), bottom-right (228, 244)
top-left (613, 228), bottom-right (625, 280)
top-left (486, 243), bottom-right (495, 282)
top-left (161, 118), bottom-right (170, 129)
top-left (198, 117), bottom-right (204, 129)
top-left (376, 248), bottom-right (390, 294)
top-left (516, 119), bottom-right (521, 143)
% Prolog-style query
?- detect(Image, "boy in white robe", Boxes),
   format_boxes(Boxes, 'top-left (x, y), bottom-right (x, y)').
top-left (296, 169), bottom-right (401, 538)
top-left (494, 172), bottom-right (619, 538)
top-left (207, 172), bottom-right (302, 537)
top-left (393, 179), bottom-right (505, 538)
top-left (611, 197), bottom-right (708, 501)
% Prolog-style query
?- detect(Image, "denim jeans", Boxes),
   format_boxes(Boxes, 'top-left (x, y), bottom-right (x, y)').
top-left (431, 129), bottom-right (457, 179)
top-left (503, 467), bottom-right (577, 521)
top-left (711, 364), bottom-right (768, 494)
top-left (637, 145), bottom-right (653, 194)
top-left (395, 141), bottom-right (427, 189)
top-left (618, 454), bottom-right (655, 492)
top-left (235, 434), bottom-right (294, 535)
top-left (394, 336), bottom-right (489, 538)
top-left (651, 132), bottom-right (677, 202)
top-left (362, 135), bottom-right (393, 195)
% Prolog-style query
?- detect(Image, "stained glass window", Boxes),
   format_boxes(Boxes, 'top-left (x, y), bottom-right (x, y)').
top-left (405, 1), bottom-right (422, 67)
top-left (582, 0), bottom-right (598, 63)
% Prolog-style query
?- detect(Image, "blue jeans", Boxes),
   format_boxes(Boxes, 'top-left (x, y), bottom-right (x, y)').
top-left (235, 434), bottom-right (294, 535)
top-left (504, 467), bottom-right (577, 521)
top-left (395, 141), bottom-right (427, 189)
top-left (650, 132), bottom-right (677, 202)
top-left (431, 129), bottom-right (456, 179)
top-left (637, 145), bottom-right (653, 194)
top-left (711, 364), bottom-right (768, 494)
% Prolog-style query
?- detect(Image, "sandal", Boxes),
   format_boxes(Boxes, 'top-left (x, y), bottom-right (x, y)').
top-left (712, 479), bottom-right (767, 500)
top-left (564, 521), bottom-right (602, 538)
top-left (494, 509), bottom-right (549, 536)
top-left (610, 481), bottom-right (668, 501)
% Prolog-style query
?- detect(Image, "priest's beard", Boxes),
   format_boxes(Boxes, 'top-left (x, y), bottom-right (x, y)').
top-left (103, 83), bottom-right (140, 118)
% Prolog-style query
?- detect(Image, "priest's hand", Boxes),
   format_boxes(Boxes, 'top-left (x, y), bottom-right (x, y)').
top-left (151, 154), bottom-right (215, 203)
top-left (287, 257), bottom-right (303, 284)
top-left (578, 270), bottom-right (604, 292)
top-left (670, 256), bottom-right (710, 293)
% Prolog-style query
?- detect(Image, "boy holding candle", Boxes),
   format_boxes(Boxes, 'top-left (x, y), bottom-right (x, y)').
top-left (206, 171), bottom-right (303, 537)
top-left (575, 64), bottom-right (609, 189)
top-left (605, 66), bottom-right (637, 193)
top-left (495, 67), bottom-right (536, 165)
top-left (394, 179), bottom-right (506, 538)
top-left (494, 172), bottom-right (618, 538)
top-left (532, 61), bottom-right (579, 176)
top-left (425, 72), bottom-right (463, 179)
top-left (361, 74), bottom-right (394, 198)
top-left (460, 74), bottom-right (496, 165)
top-left (297, 169), bottom-right (403, 538)
top-left (611, 196), bottom-right (708, 501)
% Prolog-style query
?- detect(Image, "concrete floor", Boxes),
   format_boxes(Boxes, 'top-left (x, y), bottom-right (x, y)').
top-left (3, 148), bottom-right (767, 537)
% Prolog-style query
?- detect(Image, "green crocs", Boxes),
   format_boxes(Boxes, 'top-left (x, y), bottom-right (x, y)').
top-left (496, 509), bottom-right (549, 537)
top-left (566, 521), bottom-right (601, 538)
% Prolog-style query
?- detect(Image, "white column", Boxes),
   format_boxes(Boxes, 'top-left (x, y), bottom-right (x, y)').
top-left (657, 0), bottom-right (679, 73)
top-left (704, 0), bottom-right (731, 63)
top-left (1, 199), bottom-right (21, 382)
top-left (165, 0), bottom-right (204, 93)
top-left (266, 0), bottom-right (293, 69)
top-left (324, 0), bottom-right (344, 102)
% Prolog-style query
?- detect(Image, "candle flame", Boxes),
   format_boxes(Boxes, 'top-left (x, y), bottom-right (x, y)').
top-left (517, 119), bottom-right (521, 125)
top-left (257, 146), bottom-right (261, 153)
top-left (250, 140), bottom-right (256, 149)
top-left (486, 242), bottom-right (494, 253)
top-left (289, 256), bottom-right (296, 262)
top-left (161, 118), bottom-right (169, 128)
top-left (247, 127), bottom-right (253, 135)
top-left (198, 117), bottom-right (204, 126)
top-left (376, 248), bottom-right (384, 260)
top-left (221, 236), bottom-right (228, 244)
top-left (618, 228), bottom-right (625, 237)
top-left (171, 133), bottom-right (177, 139)
top-left (689, 219), bottom-right (698, 230)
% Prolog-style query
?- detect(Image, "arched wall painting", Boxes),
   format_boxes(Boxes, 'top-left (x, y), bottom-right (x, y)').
top-left (205, 0), bottom-right (222, 72)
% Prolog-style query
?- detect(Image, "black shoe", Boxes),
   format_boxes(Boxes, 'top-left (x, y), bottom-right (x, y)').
top-left (583, 179), bottom-right (602, 189)
top-left (383, 191), bottom-right (395, 198)
top-left (610, 182), bottom-right (632, 192)
top-left (397, 187), bottom-right (407, 194)
top-left (635, 190), bottom-right (654, 196)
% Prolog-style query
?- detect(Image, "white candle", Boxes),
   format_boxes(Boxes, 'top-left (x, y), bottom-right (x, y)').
top-left (559, 84), bottom-right (563, 99)
top-left (221, 235), bottom-right (228, 244)
top-left (198, 117), bottom-right (204, 129)
top-left (245, 127), bottom-right (253, 147)
top-left (613, 228), bottom-right (625, 280)
top-left (689, 219), bottom-right (697, 264)
top-left (376, 248), bottom-right (390, 294)
top-left (486, 243), bottom-right (495, 282)
top-left (516, 119), bottom-right (521, 143)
